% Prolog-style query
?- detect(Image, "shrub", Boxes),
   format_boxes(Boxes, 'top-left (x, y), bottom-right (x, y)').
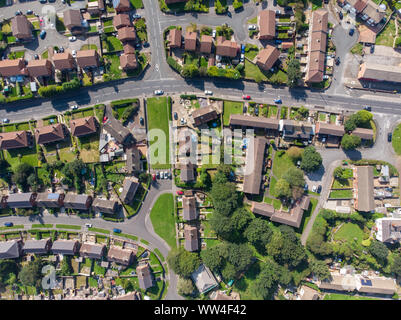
top-left (167, 56), bottom-right (182, 73)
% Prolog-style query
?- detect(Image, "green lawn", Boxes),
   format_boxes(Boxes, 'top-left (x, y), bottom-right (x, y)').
top-left (329, 189), bottom-right (353, 199)
top-left (392, 123), bottom-right (401, 155)
top-left (244, 60), bottom-right (267, 81)
top-left (88, 227), bottom-right (110, 234)
top-left (55, 224), bottom-right (81, 230)
top-left (332, 178), bottom-right (351, 188)
top-left (324, 293), bottom-right (379, 300)
top-left (333, 222), bottom-right (364, 243)
top-left (130, 0), bottom-right (143, 8)
top-left (103, 36), bottom-right (123, 52)
top-left (272, 151), bottom-right (296, 179)
top-left (233, 261), bottom-right (261, 300)
top-left (147, 97), bottom-right (170, 169)
top-left (376, 18), bottom-right (396, 47)
top-left (223, 100), bottom-right (243, 126)
top-left (149, 193), bottom-right (176, 249)
top-left (2, 147), bottom-right (38, 168)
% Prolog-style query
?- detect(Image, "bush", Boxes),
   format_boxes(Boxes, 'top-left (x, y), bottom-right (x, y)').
top-left (233, 0), bottom-right (243, 10)
top-left (167, 56), bottom-right (182, 73)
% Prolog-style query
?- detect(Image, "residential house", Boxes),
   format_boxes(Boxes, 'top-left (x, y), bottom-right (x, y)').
top-left (63, 194), bottom-right (93, 210)
top-left (0, 130), bottom-right (32, 150)
top-left (52, 52), bottom-right (76, 71)
top-left (79, 242), bottom-right (106, 259)
top-left (76, 50), bottom-right (99, 69)
top-left (0, 240), bottom-right (21, 260)
top-left (123, 42), bottom-right (136, 55)
top-left (229, 114), bottom-right (280, 134)
top-left (87, 0), bottom-right (105, 15)
top-left (280, 120), bottom-right (314, 141)
top-left (137, 263), bottom-right (153, 290)
top-left (191, 264), bottom-right (218, 294)
top-left (243, 137), bottom-right (267, 195)
top-left (215, 36), bottom-right (239, 58)
top-left (168, 28), bottom-right (182, 48)
top-left (305, 9), bottom-right (328, 84)
top-left (120, 53), bottom-right (138, 70)
top-left (103, 116), bottom-right (133, 145)
top-left (182, 194), bottom-right (197, 221)
top-left (125, 146), bottom-right (141, 174)
top-left (344, 0), bottom-right (385, 26)
top-left (180, 162), bottom-right (195, 182)
top-left (258, 10), bottom-right (276, 40)
top-left (352, 127), bottom-right (374, 141)
top-left (3, 192), bottom-right (37, 208)
top-left (70, 116), bottom-right (98, 137)
top-left (112, 0), bottom-right (131, 13)
top-left (255, 45), bottom-right (280, 71)
top-left (353, 165), bottom-right (375, 212)
top-left (23, 239), bottom-right (52, 255)
top-left (27, 59), bottom-right (53, 78)
top-left (185, 31), bottom-right (197, 51)
top-left (107, 246), bottom-right (133, 266)
top-left (315, 122), bottom-right (344, 146)
top-left (358, 25), bottom-right (376, 44)
top-left (120, 177), bottom-right (139, 204)
top-left (113, 13), bottom-right (132, 29)
top-left (375, 218), bottom-right (401, 243)
top-left (63, 9), bottom-right (85, 34)
top-left (91, 198), bottom-right (119, 214)
top-left (118, 26), bottom-right (137, 42)
top-left (200, 35), bottom-right (213, 54)
top-left (51, 240), bottom-right (80, 255)
top-left (184, 225), bottom-right (199, 252)
top-left (358, 62), bottom-right (401, 83)
top-left (210, 291), bottom-right (239, 300)
top-left (34, 123), bottom-right (66, 145)
top-left (0, 59), bottom-right (26, 78)
top-left (297, 285), bottom-right (320, 300)
top-left (11, 15), bottom-right (32, 41)
top-left (192, 106), bottom-right (218, 126)
top-left (36, 192), bottom-right (65, 208)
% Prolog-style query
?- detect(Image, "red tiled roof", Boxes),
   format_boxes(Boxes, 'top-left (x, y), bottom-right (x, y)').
top-left (258, 10), bottom-right (276, 39)
top-left (69, 116), bottom-right (98, 137)
top-left (35, 123), bottom-right (65, 144)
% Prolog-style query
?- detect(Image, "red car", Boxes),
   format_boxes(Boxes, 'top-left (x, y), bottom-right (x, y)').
top-left (152, 174), bottom-right (156, 181)
top-left (242, 95), bottom-right (251, 100)
top-left (176, 190), bottom-right (184, 195)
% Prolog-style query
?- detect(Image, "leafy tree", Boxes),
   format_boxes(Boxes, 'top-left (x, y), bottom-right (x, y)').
top-left (181, 64), bottom-right (199, 78)
top-left (287, 58), bottom-right (302, 88)
top-left (287, 146), bottom-right (303, 162)
top-left (59, 256), bottom-right (73, 276)
top-left (300, 146), bottom-right (322, 173)
top-left (199, 169), bottom-right (212, 190)
top-left (27, 173), bottom-right (39, 191)
top-left (297, 106), bottom-right (309, 119)
top-left (226, 243), bottom-right (253, 273)
top-left (369, 240), bottom-right (389, 265)
top-left (167, 247), bottom-right (201, 278)
top-left (18, 258), bottom-right (43, 288)
top-left (177, 278), bottom-right (195, 296)
top-left (210, 181), bottom-right (239, 216)
top-left (309, 259), bottom-right (331, 281)
top-left (283, 167), bottom-right (305, 188)
top-left (209, 212), bottom-right (234, 238)
top-left (0, 260), bottom-right (18, 285)
top-left (200, 244), bottom-right (225, 271)
top-left (244, 218), bottom-right (273, 252)
top-left (341, 134), bottom-right (361, 150)
top-left (355, 110), bottom-right (373, 127)
top-left (230, 207), bottom-right (253, 232)
top-left (275, 178), bottom-right (291, 198)
top-left (139, 173), bottom-right (150, 183)
top-left (12, 163), bottom-right (34, 191)
top-left (391, 254), bottom-right (401, 277)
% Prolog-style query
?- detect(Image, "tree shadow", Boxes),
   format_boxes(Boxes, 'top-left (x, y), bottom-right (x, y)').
top-left (342, 148), bottom-right (362, 161)
top-left (306, 164), bottom-right (326, 182)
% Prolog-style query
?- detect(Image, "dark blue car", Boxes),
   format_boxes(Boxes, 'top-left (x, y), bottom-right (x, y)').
top-left (349, 28), bottom-right (355, 36)
top-left (4, 222), bottom-right (13, 227)
top-left (241, 44), bottom-right (245, 54)
top-left (113, 228), bottom-right (122, 234)
top-left (40, 30), bottom-right (46, 39)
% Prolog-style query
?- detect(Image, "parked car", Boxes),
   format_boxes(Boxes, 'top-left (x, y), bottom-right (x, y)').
top-left (26, 10), bottom-right (33, 15)
top-left (241, 44), bottom-right (245, 54)
top-left (160, 171), bottom-right (164, 179)
top-left (68, 36), bottom-right (77, 42)
top-left (349, 28), bottom-right (355, 36)
top-left (363, 106), bottom-right (371, 111)
top-left (168, 172), bottom-right (172, 179)
top-left (312, 185), bottom-right (317, 193)
top-left (72, 49), bottom-right (77, 58)
top-left (49, 0), bottom-right (56, 2)
top-left (156, 171), bottom-right (160, 179)
top-left (248, 25), bottom-right (257, 30)
top-left (274, 98), bottom-right (282, 104)
top-left (275, 9), bottom-right (281, 14)
top-left (70, 105), bottom-right (78, 110)
top-left (15, 10), bottom-right (22, 15)
top-left (135, 43), bottom-right (141, 49)
top-left (113, 228), bottom-right (122, 233)
top-left (4, 222), bottom-right (13, 227)
top-left (152, 174), bottom-right (156, 181)
top-left (204, 90), bottom-right (213, 95)
top-left (59, 46), bottom-right (64, 53)
top-left (34, 54), bottom-right (39, 60)
top-left (39, 0), bottom-right (47, 3)
top-left (173, 112), bottom-right (178, 120)
top-left (3, 118), bottom-right (9, 123)
top-left (176, 190), bottom-right (184, 195)
top-left (132, 14), bottom-right (141, 19)
top-left (212, 29), bottom-right (216, 38)
top-left (39, 30), bottom-right (46, 39)
top-left (335, 57), bottom-right (340, 65)
top-left (255, 105), bottom-right (259, 116)
top-left (85, 223), bottom-right (92, 228)
top-left (242, 95), bottom-right (251, 100)
top-left (240, 53), bottom-right (245, 62)
top-left (370, 45), bottom-right (375, 54)
top-left (388, 132), bottom-right (393, 142)
top-left (339, 11), bottom-right (343, 19)
top-left (139, 117), bottom-right (144, 126)
top-left (154, 89), bottom-right (164, 95)
top-left (143, 42), bottom-right (150, 47)
top-left (227, 11), bottom-right (231, 17)
top-left (317, 185), bottom-right (322, 194)
top-left (304, 183), bottom-right (308, 191)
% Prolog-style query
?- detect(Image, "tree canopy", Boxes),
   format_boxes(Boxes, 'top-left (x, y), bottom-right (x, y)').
top-left (167, 247), bottom-right (201, 278)
top-left (369, 241), bottom-right (389, 265)
top-left (18, 258), bottom-right (43, 288)
top-left (341, 134), bottom-right (361, 150)
top-left (287, 59), bottom-right (302, 88)
top-left (300, 146), bottom-right (322, 173)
